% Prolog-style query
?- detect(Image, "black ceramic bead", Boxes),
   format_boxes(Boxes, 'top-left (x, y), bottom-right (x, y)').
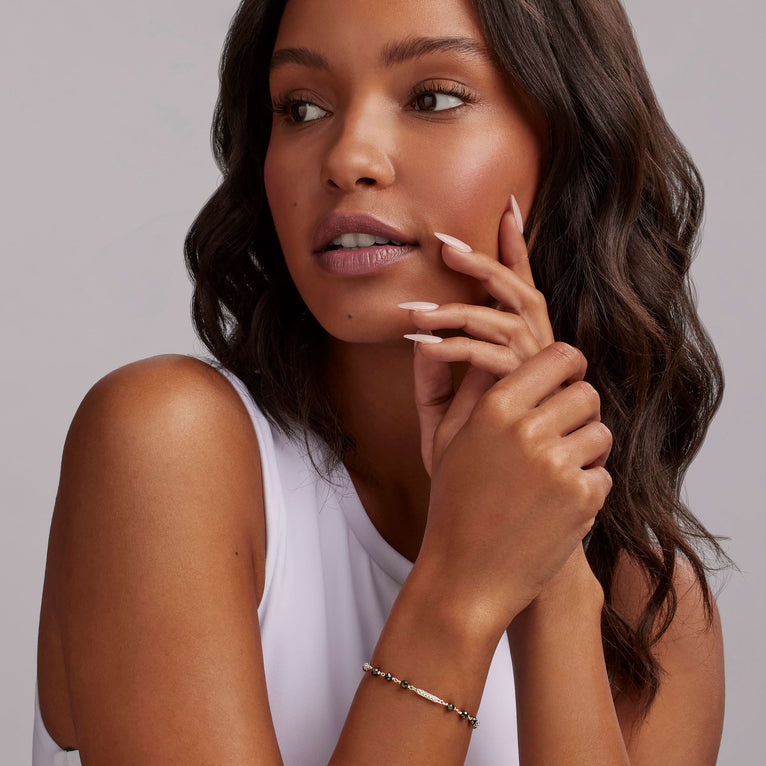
top-left (400, 680), bottom-right (409, 688)
top-left (460, 711), bottom-right (468, 719)
top-left (447, 703), bottom-right (455, 711)
top-left (371, 667), bottom-right (380, 676)
top-left (385, 672), bottom-right (392, 681)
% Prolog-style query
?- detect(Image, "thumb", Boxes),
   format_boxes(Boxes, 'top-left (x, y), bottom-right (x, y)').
top-left (413, 340), bottom-right (497, 476)
top-left (412, 337), bottom-right (454, 476)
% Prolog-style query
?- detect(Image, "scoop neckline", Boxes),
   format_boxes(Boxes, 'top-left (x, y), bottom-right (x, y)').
top-left (333, 461), bottom-right (416, 587)
top-left (273, 414), bottom-right (417, 587)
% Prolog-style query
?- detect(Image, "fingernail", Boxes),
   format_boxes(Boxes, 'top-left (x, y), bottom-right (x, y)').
top-left (510, 194), bottom-right (524, 235)
top-left (433, 232), bottom-right (472, 253)
top-left (403, 333), bottom-right (443, 344)
top-left (397, 301), bottom-right (440, 311)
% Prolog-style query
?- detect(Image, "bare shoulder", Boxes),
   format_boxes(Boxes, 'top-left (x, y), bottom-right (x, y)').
top-left (69, 353), bottom-right (257, 455)
top-left (59, 352), bottom-right (267, 599)
top-left (47, 352), bottom-right (279, 761)
top-left (610, 549), bottom-right (724, 764)
top-left (611, 549), bottom-right (721, 640)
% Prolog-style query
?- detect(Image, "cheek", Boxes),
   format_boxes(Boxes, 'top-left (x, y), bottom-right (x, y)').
top-left (447, 148), bottom-right (506, 226)
top-left (263, 145), bottom-right (296, 243)
top-left (263, 142), bottom-right (319, 304)
top-left (414, 123), bottom-right (538, 254)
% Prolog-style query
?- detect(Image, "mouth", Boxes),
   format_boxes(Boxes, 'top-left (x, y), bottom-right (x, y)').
top-left (314, 242), bottom-right (418, 276)
top-left (312, 212), bottom-right (418, 254)
top-left (324, 233), bottom-right (409, 250)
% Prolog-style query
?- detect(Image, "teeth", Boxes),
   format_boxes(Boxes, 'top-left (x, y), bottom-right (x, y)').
top-left (329, 232), bottom-right (406, 249)
top-left (343, 232), bottom-right (375, 248)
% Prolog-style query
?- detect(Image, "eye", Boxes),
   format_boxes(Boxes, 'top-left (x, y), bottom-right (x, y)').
top-left (412, 91), bottom-right (464, 112)
top-left (409, 82), bottom-right (475, 113)
top-left (271, 97), bottom-right (329, 125)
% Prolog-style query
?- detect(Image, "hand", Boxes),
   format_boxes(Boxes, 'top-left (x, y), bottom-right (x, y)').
top-left (406, 200), bottom-right (555, 477)
top-left (402, 198), bottom-right (612, 632)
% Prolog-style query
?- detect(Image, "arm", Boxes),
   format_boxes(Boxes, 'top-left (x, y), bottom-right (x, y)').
top-left (611, 553), bottom-right (724, 764)
top-left (507, 545), bottom-right (630, 765)
top-left (329, 555), bottom-right (506, 765)
top-left (57, 356), bottom-right (284, 764)
top-left (506, 546), bottom-right (724, 765)
top-left (56, 355), bottom-right (506, 765)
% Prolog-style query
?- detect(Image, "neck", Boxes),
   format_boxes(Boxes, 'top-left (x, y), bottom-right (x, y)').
top-left (322, 336), bottom-right (469, 562)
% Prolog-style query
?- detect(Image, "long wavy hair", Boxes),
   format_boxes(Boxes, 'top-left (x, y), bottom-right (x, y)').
top-left (184, 0), bottom-right (734, 718)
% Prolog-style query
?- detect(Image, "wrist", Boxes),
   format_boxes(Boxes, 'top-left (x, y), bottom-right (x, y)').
top-left (507, 584), bottom-right (603, 647)
top-left (522, 545), bottom-right (605, 621)
top-left (531, 576), bottom-right (604, 616)
top-left (402, 559), bottom-right (507, 653)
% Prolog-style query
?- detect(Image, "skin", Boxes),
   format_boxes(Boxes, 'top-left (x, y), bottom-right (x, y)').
top-left (264, 0), bottom-right (546, 562)
top-left (265, 0), bottom-right (724, 762)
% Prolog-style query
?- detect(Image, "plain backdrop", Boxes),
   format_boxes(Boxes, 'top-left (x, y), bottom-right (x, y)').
top-left (2, 1), bottom-right (763, 762)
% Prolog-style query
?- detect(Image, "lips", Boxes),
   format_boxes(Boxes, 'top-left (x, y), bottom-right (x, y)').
top-left (312, 212), bottom-right (417, 253)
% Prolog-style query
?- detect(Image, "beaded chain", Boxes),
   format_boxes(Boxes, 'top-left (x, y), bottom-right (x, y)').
top-left (362, 662), bottom-right (480, 729)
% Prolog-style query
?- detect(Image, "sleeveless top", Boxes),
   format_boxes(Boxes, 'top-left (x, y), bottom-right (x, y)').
top-left (33, 354), bottom-right (519, 765)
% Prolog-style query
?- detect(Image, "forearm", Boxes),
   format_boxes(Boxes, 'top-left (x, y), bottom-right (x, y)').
top-left (329, 563), bottom-right (504, 765)
top-left (507, 595), bottom-right (630, 765)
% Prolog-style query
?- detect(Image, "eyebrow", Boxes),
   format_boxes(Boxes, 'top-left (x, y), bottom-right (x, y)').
top-left (269, 36), bottom-right (492, 73)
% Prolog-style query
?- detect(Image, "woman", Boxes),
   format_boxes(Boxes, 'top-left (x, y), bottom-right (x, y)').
top-left (34, 0), bottom-right (731, 763)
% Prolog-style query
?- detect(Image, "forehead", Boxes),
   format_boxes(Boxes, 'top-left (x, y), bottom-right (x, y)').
top-left (274, 0), bottom-right (485, 52)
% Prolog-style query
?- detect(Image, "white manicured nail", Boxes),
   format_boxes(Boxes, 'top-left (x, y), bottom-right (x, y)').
top-left (433, 232), bottom-right (472, 253)
top-left (397, 301), bottom-right (440, 311)
top-left (404, 333), bottom-right (443, 344)
top-left (510, 194), bottom-right (524, 234)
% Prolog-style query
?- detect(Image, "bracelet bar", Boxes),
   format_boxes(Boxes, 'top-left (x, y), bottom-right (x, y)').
top-left (414, 687), bottom-right (447, 705)
top-left (362, 662), bottom-right (480, 729)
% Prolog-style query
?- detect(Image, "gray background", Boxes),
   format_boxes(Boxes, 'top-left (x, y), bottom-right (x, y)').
top-left (1, 1), bottom-right (762, 762)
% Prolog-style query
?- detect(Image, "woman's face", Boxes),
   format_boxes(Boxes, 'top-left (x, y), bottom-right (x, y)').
top-left (264, 0), bottom-right (546, 344)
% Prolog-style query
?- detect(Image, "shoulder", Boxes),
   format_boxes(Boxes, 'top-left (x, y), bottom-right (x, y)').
top-left (64, 353), bottom-right (261, 479)
top-left (611, 549), bottom-right (720, 640)
top-left (70, 353), bottom-right (255, 440)
top-left (610, 549), bottom-right (724, 761)
top-left (56, 352), bottom-right (266, 597)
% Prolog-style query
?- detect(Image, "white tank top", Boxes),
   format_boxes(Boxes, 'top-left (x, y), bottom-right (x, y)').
top-left (33, 355), bottom-right (519, 764)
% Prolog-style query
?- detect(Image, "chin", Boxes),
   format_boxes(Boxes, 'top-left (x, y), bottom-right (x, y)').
top-left (316, 316), bottom-right (413, 346)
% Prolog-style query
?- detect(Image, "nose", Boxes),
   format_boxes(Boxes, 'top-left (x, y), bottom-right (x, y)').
top-left (320, 101), bottom-right (396, 192)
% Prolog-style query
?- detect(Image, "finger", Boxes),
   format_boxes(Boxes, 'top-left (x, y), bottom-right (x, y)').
top-left (500, 197), bottom-right (556, 347)
top-left (412, 340), bottom-right (499, 476)
top-left (533, 379), bottom-right (601, 437)
top-left (493, 341), bottom-right (588, 414)
top-left (499, 195), bottom-right (555, 349)
top-left (561, 420), bottom-right (613, 469)
top-left (582, 465), bottom-right (614, 507)
top-left (406, 303), bottom-right (540, 359)
top-left (438, 241), bottom-right (555, 349)
top-left (434, 365), bottom-right (498, 461)
top-left (586, 448), bottom-right (611, 470)
top-left (407, 335), bottom-right (523, 379)
top-left (580, 421), bottom-right (614, 470)
top-left (412, 337), bottom-right (455, 475)
top-left (499, 196), bottom-right (532, 277)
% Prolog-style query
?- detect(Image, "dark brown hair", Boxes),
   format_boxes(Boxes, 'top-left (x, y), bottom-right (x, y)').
top-left (184, 0), bottom-right (734, 719)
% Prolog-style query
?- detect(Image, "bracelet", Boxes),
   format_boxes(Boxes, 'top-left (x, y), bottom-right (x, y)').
top-left (362, 662), bottom-right (480, 729)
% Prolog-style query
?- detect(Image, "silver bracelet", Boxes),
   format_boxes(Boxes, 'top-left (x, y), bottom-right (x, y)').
top-left (362, 662), bottom-right (480, 729)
